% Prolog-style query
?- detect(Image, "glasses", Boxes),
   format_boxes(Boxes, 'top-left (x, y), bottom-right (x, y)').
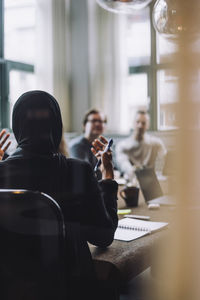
top-left (87, 119), bottom-right (107, 124)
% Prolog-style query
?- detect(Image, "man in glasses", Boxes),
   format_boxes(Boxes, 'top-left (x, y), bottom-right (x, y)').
top-left (69, 109), bottom-right (107, 179)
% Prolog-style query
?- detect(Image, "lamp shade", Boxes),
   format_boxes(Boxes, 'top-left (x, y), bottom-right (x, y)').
top-left (96, 0), bottom-right (153, 14)
top-left (152, 0), bottom-right (200, 41)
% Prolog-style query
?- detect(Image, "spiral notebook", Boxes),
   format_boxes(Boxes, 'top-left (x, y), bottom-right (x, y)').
top-left (114, 218), bottom-right (168, 241)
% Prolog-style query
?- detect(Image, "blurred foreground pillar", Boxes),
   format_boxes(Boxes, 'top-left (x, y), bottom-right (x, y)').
top-left (151, 1), bottom-right (200, 300)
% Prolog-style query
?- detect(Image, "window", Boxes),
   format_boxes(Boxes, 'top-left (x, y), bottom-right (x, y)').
top-left (118, 3), bottom-right (179, 132)
top-left (0, 0), bottom-right (35, 128)
top-left (125, 9), bottom-right (151, 67)
top-left (9, 70), bottom-right (36, 127)
top-left (157, 69), bottom-right (178, 130)
top-left (156, 34), bottom-right (178, 64)
top-left (118, 7), bottom-right (151, 133)
top-left (120, 73), bottom-right (149, 133)
top-left (156, 34), bottom-right (178, 130)
top-left (5, 0), bottom-right (36, 64)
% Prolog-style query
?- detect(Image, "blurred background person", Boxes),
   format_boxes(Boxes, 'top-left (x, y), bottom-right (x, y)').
top-left (69, 109), bottom-right (107, 179)
top-left (115, 110), bottom-right (167, 183)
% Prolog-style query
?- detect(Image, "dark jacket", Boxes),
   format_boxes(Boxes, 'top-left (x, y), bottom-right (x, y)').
top-left (0, 147), bottom-right (118, 246)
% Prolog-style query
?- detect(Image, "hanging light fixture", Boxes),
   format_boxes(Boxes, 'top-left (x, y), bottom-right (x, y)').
top-left (96, 0), bottom-right (153, 14)
top-left (152, 0), bottom-right (200, 41)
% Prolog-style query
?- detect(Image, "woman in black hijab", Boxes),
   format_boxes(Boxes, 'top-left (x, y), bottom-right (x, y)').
top-left (0, 90), bottom-right (118, 297)
top-left (0, 90), bottom-right (118, 237)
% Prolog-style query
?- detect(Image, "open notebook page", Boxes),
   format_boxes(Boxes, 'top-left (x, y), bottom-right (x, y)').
top-left (114, 217), bottom-right (168, 242)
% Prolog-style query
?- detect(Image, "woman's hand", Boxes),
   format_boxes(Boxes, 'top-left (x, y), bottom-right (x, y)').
top-left (91, 135), bottom-right (114, 180)
top-left (0, 129), bottom-right (11, 161)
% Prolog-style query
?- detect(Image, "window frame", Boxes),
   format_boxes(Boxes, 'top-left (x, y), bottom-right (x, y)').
top-left (128, 3), bottom-right (175, 131)
top-left (0, 0), bottom-right (34, 129)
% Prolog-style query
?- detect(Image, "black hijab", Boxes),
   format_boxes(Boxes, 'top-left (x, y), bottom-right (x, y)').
top-left (12, 90), bottom-right (63, 155)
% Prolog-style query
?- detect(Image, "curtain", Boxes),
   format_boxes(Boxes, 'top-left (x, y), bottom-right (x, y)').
top-left (88, 0), bottom-right (122, 133)
top-left (35, 0), bottom-right (71, 131)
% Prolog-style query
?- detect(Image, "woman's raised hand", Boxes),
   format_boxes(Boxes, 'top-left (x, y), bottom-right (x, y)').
top-left (91, 135), bottom-right (114, 180)
top-left (0, 129), bottom-right (11, 161)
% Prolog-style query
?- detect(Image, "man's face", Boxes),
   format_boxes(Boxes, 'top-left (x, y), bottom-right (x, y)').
top-left (134, 113), bottom-right (149, 140)
top-left (84, 113), bottom-right (106, 138)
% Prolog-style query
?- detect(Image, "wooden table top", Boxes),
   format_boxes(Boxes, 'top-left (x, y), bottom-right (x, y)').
top-left (89, 196), bottom-right (175, 285)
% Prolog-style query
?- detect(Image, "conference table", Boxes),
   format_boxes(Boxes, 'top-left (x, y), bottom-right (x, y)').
top-left (89, 183), bottom-right (175, 299)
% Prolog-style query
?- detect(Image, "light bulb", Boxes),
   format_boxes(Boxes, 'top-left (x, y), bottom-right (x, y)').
top-left (152, 0), bottom-right (200, 41)
top-left (96, 0), bottom-right (153, 14)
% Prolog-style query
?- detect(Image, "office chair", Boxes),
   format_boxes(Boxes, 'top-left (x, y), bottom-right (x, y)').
top-left (0, 189), bottom-right (67, 300)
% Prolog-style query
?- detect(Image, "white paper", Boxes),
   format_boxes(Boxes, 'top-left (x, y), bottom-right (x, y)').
top-left (114, 217), bottom-right (168, 241)
top-left (114, 227), bottom-right (149, 241)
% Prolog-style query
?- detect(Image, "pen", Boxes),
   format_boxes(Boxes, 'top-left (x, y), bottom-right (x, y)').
top-left (94, 138), bottom-right (113, 173)
top-left (124, 215), bottom-right (150, 221)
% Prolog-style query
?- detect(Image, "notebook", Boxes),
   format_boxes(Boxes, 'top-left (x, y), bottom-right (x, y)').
top-left (114, 217), bottom-right (168, 241)
top-left (135, 167), bottom-right (176, 206)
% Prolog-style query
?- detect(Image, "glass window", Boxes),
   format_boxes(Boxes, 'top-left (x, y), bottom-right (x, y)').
top-left (157, 69), bottom-right (178, 130)
top-left (156, 34), bottom-right (178, 64)
top-left (9, 70), bottom-right (36, 127)
top-left (117, 8), bottom-right (150, 133)
top-left (124, 8), bottom-right (151, 67)
top-left (120, 73), bottom-right (149, 133)
top-left (4, 0), bottom-right (36, 64)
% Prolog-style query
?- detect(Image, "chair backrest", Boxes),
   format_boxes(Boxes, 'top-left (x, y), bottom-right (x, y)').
top-left (0, 189), bottom-right (67, 300)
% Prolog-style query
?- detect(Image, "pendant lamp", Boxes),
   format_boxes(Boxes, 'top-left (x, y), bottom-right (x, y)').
top-left (152, 0), bottom-right (200, 41)
top-left (96, 0), bottom-right (153, 14)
